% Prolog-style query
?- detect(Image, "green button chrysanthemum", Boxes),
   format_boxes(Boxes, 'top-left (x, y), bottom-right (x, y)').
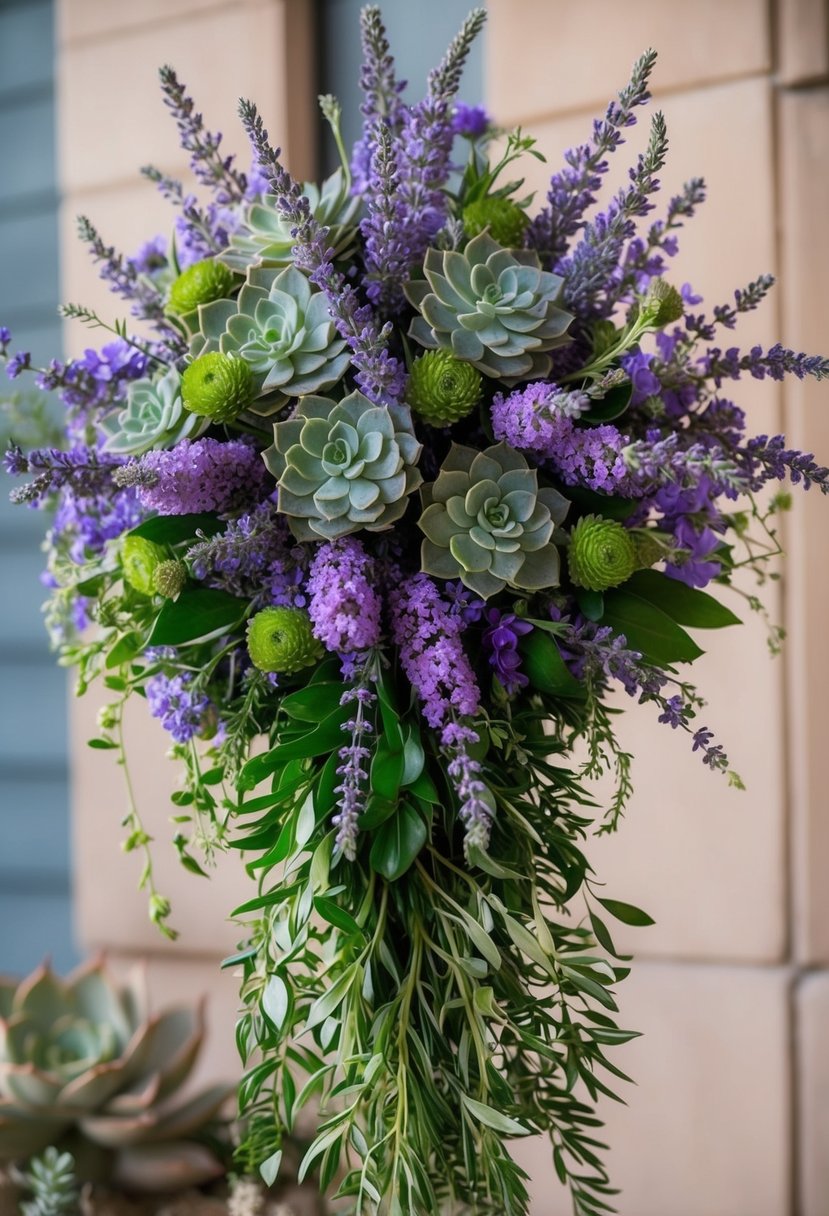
top-left (462, 197), bottom-right (528, 248)
top-left (419, 441), bottom-right (569, 599)
top-left (181, 352), bottom-right (254, 423)
top-left (247, 607), bottom-right (324, 674)
top-left (122, 536), bottom-right (165, 596)
top-left (405, 231), bottom-right (573, 382)
top-left (190, 265), bottom-right (350, 416)
top-left (101, 367), bottom-right (208, 456)
top-left (167, 258), bottom-right (235, 316)
top-left (265, 390), bottom-right (423, 542)
top-left (407, 351), bottom-right (483, 425)
top-left (567, 515), bottom-right (638, 591)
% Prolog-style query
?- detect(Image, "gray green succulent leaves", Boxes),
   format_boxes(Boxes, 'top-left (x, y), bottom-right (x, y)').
top-left (419, 441), bottom-right (569, 598)
top-left (101, 367), bottom-right (208, 455)
top-left (191, 265), bottom-right (350, 414)
top-left (265, 390), bottom-right (423, 542)
top-left (405, 231), bottom-right (573, 381)
top-left (219, 168), bottom-right (360, 274)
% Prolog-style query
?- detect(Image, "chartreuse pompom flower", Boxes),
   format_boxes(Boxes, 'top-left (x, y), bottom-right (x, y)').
top-left (407, 351), bottom-right (483, 425)
top-left (266, 390), bottom-right (423, 542)
top-left (419, 441), bottom-right (569, 599)
top-left (192, 265), bottom-right (350, 414)
top-left (246, 606), bottom-right (324, 674)
top-left (462, 196), bottom-right (528, 247)
top-left (153, 559), bottom-right (187, 599)
top-left (567, 515), bottom-right (638, 591)
top-left (405, 231), bottom-right (573, 381)
top-left (102, 366), bottom-right (207, 455)
top-left (167, 258), bottom-right (235, 316)
top-left (181, 352), bottom-right (254, 423)
top-left (122, 535), bottom-right (165, 595)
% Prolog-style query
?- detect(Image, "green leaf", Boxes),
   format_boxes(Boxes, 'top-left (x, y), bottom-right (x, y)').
top-left (369, 803), bottom-right (428, 881)
top-left (596, 896), bottom-right (655, 927)
top-left (582, 381), bottom-right (632, 424)
top-left (624, 569), bottom-right (742, 628)
top-left (128, 512), bottom-right (223, 545)
top-left (305, 965), bottom-right (359, 1031)
top-left (566, 485), bottom-right (638, 521)
top-left (262, 974), bottom-right (289, 1030)
top-left (601, 589), bottom-right (704, 665)
top-left (519, 630), bottom-right (586, 699)
top-left (147, 588), bottom-right (246, 647)
top-left (407, 770), bottom-right (440, 804)
top-left (461, 1094), bottom-right (530, 1136)
top-left (259, 1149), bottom-right (282, 1188)
top-left (313, 896), bottom-right (363, 937)
top-left (575, 588), bottom-right (605, 621)
top-left (87, 737), bottom-right (117, 750)
top-left (281, 682), bottom-right (347, 722)
top-left (238, 705), bottom-right (350, 789)
top-left (358, 794), bottom-right (398, 830)
top-left (370, 735), bottom-right (404, 801)
top-left (106, 632), bottom-right (143, 670)
top-left (401, 727), bottom-right (425, 786)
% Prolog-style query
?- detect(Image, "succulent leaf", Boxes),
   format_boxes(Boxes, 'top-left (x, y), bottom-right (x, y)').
top-left (101, 367), bottom-right (208, 456)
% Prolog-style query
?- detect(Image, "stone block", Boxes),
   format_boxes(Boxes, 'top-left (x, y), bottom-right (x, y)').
top-left (775, 0), bottom-right (829, 85)
top-left (796, 970), bottom-right (829, 1216)
top-left (486, 0), bottom-right (770, 127)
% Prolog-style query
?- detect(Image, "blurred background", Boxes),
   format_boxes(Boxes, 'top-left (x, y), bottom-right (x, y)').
top-left (1, 1), bottom-right (828, 1213)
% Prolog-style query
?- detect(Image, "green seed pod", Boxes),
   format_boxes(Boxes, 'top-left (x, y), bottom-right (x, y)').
top-left (167, 258), bottom-right (235, 316)
top-left (181, 352), bottom-right (254, 423)
top-left (407, 351), bottom-right (483, 425)
top-left (246, 606), bottom-right (324, 675)
top-left (641, 279), bottom-right (684, 328)
top-left (567, 514), bottom-right (637, 592)
top-left (462, 196), bottom-right (528, 248)
top-left (122, 535), bottom-right (166, 596)
top-left (153, 559), bottom-right (187, 599)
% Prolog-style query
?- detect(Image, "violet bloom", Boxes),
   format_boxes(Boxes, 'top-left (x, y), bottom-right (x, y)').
top-left (146, 671), bottom-right (210, 743)
top-left (451, 102), bottom-right (490, 138)
top-left (307, 538), bottom-right (382, 657)
top-left (6, 351), bottom-right (31, 379)
top-left (123, 437), bottom-right (270, 516)
top-left (482, 609), bottom-right (532, 694)
top-left (333, 684), bottom-right (376, 862)
top-left (620, 350), bottom-right (661, 405)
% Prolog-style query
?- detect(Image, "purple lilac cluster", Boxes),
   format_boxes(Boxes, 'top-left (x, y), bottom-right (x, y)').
top-left (146, 671), bottom-right (211, 743)
top-left (307, 539), bottom-right (382, 657)
top-left (389, 574), bottom-right (481, 730)
top-left (482, 610), bottom-right (532, 694)
top-left (53, 485), bottom-right (143, 562)
top-left (120, 437), bottom-right (270, 516)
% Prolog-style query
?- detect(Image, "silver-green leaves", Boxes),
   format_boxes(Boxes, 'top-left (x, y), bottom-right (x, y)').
top-left (419, 441), bottom-right (569, 598)
top-left (101, 367), bottom-right (207, 455)
top-left (265, 390), bottom-right (422, 541)
top-left (405, 231), bottom-right (573, 381)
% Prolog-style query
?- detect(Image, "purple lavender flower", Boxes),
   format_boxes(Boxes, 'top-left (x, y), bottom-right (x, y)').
top-left (130, 236), bottom-right (168, 274)
top-left (451, 103), bottom-right (490, 137)
top-left (6, 443), bottom-right (125, 507)
top-left (333, 684), bottom-right (376, 861)
top-left (442, 721), bottom-right (493, 856)
top-left (620, 350), bottom-right (661, 405)
top-left (351, 6), bottom-right (407, 195)
top-left (0, 327), bottom-right (10, 356)
top-left (121, 437), bottom-right (270, 516)
top-left (307, 539), bottom-right (382, 657)
top-left (146, 671), bottom-right (211, 743)
top-left (6, 351), bottom-right (31, 379)
top-left (482, 609), bottom-right (533, 694)
top-left (53, 485), bottom-right (143, 561)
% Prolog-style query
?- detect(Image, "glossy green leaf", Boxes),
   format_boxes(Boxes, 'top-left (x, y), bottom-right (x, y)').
top-left (401, 727), bottom-right (425, 786)
top-left (313, 896), bottom-right (363, 937)
top-left (461, 1094), bottom-right (530, 1136)
top-left (519, 630), bottom-right (586, 699)
top-left (407, 771), bottom-right (440, 805)
top-left (259, 1149), bottom-right (282, 1188)
top-left (369, 803), bottom-right (428, 881)
top-left (147, 588), bottom-right (246, 646)
top-left (575, 588), bottom-right (605, 621)
top-left (238, 705), bottom-right (351, 790)
top-left (582, 380), bottom-right (632, 424)
top-left (370, 735), bottom-right (405, 801)
top-left (106, 632), bottom-right (143, 669)
top-left (601, 589), bottom-right (704, 665)
top-left (262, 974), bottom-right (289, 1030)
top-left (596, 896), bottom-right (655, 927)
top-left (128, 512), bottom-right (223, 544)
top-left (281, 682), bottom-right (347, 722)
top-left (358, 794), bottom-right (398, 830)
top-left (625, 569), bottom-right (742, 628)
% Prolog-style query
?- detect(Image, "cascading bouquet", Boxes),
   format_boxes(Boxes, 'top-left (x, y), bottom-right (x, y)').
top-left (4, 7), bottom-right (829, 1214)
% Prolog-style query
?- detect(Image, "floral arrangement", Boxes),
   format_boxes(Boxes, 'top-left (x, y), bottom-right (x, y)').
top-left (4, 7), bottom-right (829, 1213)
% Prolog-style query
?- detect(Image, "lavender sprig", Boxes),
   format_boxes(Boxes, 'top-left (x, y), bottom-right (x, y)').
top-left (528, 48), bottom-right (658, 265)
top-left (683, 274), bottom-right (776, 343)
top-left (76, 216), bottom-right (169, 328)
top-left (741, 434), bottom-right (829, 493)
top-left (701, 342), bottom-right (829, 385)
top-left (360, 120), bottom-right (410, 314)
top-left (5, 443), bottom-right (124, 506)
top-left (333, 682), bottom-right (377, 861)
top-left (619, 177), bottom-right (707, 293)
top-left (352, 6), bottom-right (406, 193)
top-left (156, 65), bottom-right (247, 202)
top-left (238, 99), bottom-right (405, 401)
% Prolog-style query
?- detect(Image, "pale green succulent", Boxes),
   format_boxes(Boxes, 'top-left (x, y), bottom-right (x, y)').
top-left (0, 960), bottom-right (229, 1190)
top-left (265, 390), bottom-right (422, 541)
top-left (191, 265), bottom-right (350, 416)
top-left (101, 367), bottom-right (208, 456)
top-left (219, 168), bottom-right (361, 274)
top-left (405, 231), bottom-right (573, 382)
top-left (419, 442), bottom-right (569, 598)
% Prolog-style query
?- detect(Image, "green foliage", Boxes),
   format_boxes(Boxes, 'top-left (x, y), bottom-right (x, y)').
top-left (17, 1147), bottom-right (78, 1216)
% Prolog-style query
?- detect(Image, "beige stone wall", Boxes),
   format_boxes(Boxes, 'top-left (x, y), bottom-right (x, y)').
top-left (59, 2), bottom-right (829, 1213)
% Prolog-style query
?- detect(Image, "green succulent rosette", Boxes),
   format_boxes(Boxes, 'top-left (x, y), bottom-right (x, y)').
top-left (101, 367), bottom-right (208, 456)
top-left (419, 441), bottom-right (569, 598)
top-left (191, 265), bottom-right (350, 416)
top-left (567, 514), bottom-right (638, 591)
top-left (246, 606), bottom-right (324, 674)
top-left (407, 351), bottom-right (483, 425)
top-left (405, 231), bottom-right (573, 382)
top-left (219, 168), bottom-right (360, 274)
top-left (265, 389), bottom-right (423, 542)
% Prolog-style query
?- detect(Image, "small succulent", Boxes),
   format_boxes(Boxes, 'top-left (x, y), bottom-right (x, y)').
top-left (181, 352), bottom-right (255, 423)
top-left (16, 1147), bottom-right (77, 1216)
top-left (405, 231), bottom-right (573, 381)
top-left (419, 441), bottom-right (569, 598)
top-left (247, 607), bottom-right (324, 674)
top-left (462, 197), bottom-right (528, 247)
top-left (0, 960), bottom-right (229, 1191)
top-left (407, 351), bottom-right (483, 426)
top-left (167, 258), bottom-right (236, 317)
top-left (219, 168), bottom-right (360, 274)
top-left (567, 515), bottom-right (637, 591)
top-left (265, 390), bottom-right (423, 542)
top-left (101, 367), bottom-right (207, 456)
top-left (191, 266), bottom-right (350, 415)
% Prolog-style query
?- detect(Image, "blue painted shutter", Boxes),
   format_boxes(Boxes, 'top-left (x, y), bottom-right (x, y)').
top-left (0, 0), bottom-right (77, 974)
